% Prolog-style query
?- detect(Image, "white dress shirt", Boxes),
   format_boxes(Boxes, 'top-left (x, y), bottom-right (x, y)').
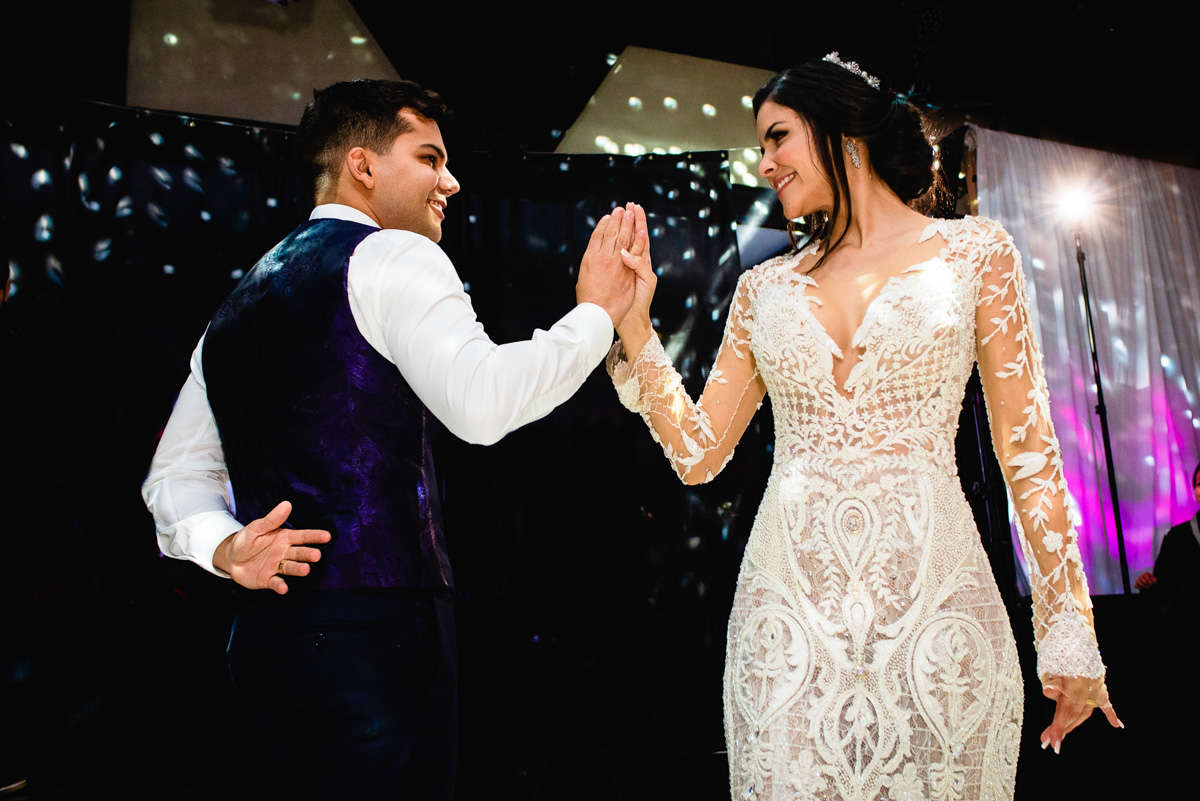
top-left (142, 204), bottom-right (614, 576)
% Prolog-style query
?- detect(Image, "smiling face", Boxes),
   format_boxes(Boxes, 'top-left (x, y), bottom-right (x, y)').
top-left (365, 109), bottom-right (459, 242)
top-left (756, 100), bottom-right (834, 221)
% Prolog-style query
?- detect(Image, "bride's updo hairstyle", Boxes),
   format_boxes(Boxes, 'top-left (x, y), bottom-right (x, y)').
top-left (752, 56), bottom-right (938, 266)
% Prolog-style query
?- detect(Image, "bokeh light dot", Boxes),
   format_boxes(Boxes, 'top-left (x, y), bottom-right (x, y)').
top-left (34, 214), bottom-right (53, 241)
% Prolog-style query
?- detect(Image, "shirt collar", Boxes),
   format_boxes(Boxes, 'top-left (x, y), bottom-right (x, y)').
top-left (309, 203), bottom-right (380, 229)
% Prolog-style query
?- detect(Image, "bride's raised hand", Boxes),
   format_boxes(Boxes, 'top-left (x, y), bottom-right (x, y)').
top-left (617, 203), bottom-right (657, 358)
top-left (1040, 675), bottom-right (1123, 754)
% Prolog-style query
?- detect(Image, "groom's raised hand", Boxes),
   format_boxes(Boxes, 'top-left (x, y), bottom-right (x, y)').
top-left (212, 500), bottom-right (331, 594)
top-left (577, 203), bottom-right (637, 327)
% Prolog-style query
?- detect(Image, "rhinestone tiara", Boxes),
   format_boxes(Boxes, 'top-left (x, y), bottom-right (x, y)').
top-left (822, 52), bottom-right (881, 90)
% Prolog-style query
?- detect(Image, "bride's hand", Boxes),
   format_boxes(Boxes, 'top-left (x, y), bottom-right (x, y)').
top-left (616, 203), bottom-right (657, 359)
top-left (1040, 675), bottom-right (1123, 754)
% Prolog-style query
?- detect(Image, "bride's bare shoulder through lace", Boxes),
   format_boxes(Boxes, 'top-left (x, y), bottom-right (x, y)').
top-left (610, 216), bottom-right (1105, 800)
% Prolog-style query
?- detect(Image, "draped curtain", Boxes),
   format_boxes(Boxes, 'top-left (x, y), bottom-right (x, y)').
top-left (974, 125), bottom-right (1200, 595)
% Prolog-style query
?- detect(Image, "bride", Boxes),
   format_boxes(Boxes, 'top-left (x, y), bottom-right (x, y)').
top-left (607, 54), bottom-right (1122, 800)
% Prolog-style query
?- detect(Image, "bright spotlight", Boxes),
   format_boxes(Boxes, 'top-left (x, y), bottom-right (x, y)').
top-left (1057, 186), bottom-right (1095, 225)
top-left (1052, 176), bottom-right (1113, 231)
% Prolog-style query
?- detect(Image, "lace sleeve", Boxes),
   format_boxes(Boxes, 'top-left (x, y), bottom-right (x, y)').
top-left (607, 270), bottom-right (767, 485)
top-left (973, 221), bottom-right (1107, 704)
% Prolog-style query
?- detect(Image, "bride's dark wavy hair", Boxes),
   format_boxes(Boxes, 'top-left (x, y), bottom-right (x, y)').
top-left (752, 57), bottom-right (941, 271)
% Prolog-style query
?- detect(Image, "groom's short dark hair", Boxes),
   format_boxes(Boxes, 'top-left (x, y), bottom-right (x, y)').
top-left (296, 79), bottom-right (448, 201)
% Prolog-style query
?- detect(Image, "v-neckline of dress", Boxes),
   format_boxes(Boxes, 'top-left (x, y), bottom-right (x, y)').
top-left (792, 219), bottom-right (952, 401)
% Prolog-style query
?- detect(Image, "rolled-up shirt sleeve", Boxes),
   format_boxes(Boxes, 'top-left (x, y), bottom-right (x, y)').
top-left (141, 334), bottom-right (242, 576)
top-left (348, 229), bottom-right (613, 445)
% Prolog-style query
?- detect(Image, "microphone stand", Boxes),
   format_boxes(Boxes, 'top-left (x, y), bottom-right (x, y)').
top-left (1074, 230), bottom-right (1131, 593)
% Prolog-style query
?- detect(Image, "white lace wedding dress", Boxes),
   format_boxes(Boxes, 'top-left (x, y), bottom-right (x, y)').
top-left (608, 216), bottom-right (1106, 801)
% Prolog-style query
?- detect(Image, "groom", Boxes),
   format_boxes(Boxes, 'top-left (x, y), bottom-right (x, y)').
top-left (142, 79), bottom-right (637, 799)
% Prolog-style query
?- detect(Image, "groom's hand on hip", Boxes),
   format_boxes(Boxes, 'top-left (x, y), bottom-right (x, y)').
top-left (213, 500), bottom-right (331, 594)
top-left (577, 203), bottom-right (637, 327)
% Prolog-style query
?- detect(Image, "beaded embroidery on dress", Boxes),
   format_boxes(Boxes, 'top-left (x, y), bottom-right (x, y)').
top-left (608, 216), bottom-right (1105, 801)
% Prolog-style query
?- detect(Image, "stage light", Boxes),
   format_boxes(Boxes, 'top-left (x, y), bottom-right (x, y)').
top-left (628, 96), bottom-right (643, 110)
top-left (163, 32), bottom-right (179, 46)
top-left (741, 95), bottom-right (753, 109)
top-left (702, 104), bottom-right (717, 117)
top-left (663, 96), bottom-right (678, 110)
top-left (742, 148), bottom-right (758, 162)
top-left (350, 36), bottom-right (366, 45)
top-left (1054, 184), bottom-right (1098, 228)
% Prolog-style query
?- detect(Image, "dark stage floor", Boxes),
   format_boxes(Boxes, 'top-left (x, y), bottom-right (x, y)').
top-left (3, 589), bottom-right (1181, 800)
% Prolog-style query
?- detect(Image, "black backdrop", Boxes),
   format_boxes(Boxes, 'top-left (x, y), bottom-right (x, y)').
top-left (3, 98), bottom-right (1164, 801)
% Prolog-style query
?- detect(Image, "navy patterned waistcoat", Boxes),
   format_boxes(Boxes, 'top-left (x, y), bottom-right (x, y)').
top-left (203, 218), bottom-right (453, 590)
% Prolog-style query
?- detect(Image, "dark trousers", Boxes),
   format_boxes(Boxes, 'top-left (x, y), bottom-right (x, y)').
top-left (227, 588), bottom-right (457, 801)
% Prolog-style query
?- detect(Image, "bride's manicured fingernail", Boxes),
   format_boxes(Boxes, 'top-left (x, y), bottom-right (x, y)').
top-left (1040, 739), bottom-right (1049, 750)
top-left (1053, 741), bottom-right (1060, 755)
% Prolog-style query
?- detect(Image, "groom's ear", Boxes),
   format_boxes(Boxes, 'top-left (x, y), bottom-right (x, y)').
top-left (346, 146), bottom-right (374, 189)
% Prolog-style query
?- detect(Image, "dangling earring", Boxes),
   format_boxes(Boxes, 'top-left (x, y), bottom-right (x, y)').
top-left (844, 139), bottom-right (861, 169)
top-left (786, 219), bottom-right (802, 250)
